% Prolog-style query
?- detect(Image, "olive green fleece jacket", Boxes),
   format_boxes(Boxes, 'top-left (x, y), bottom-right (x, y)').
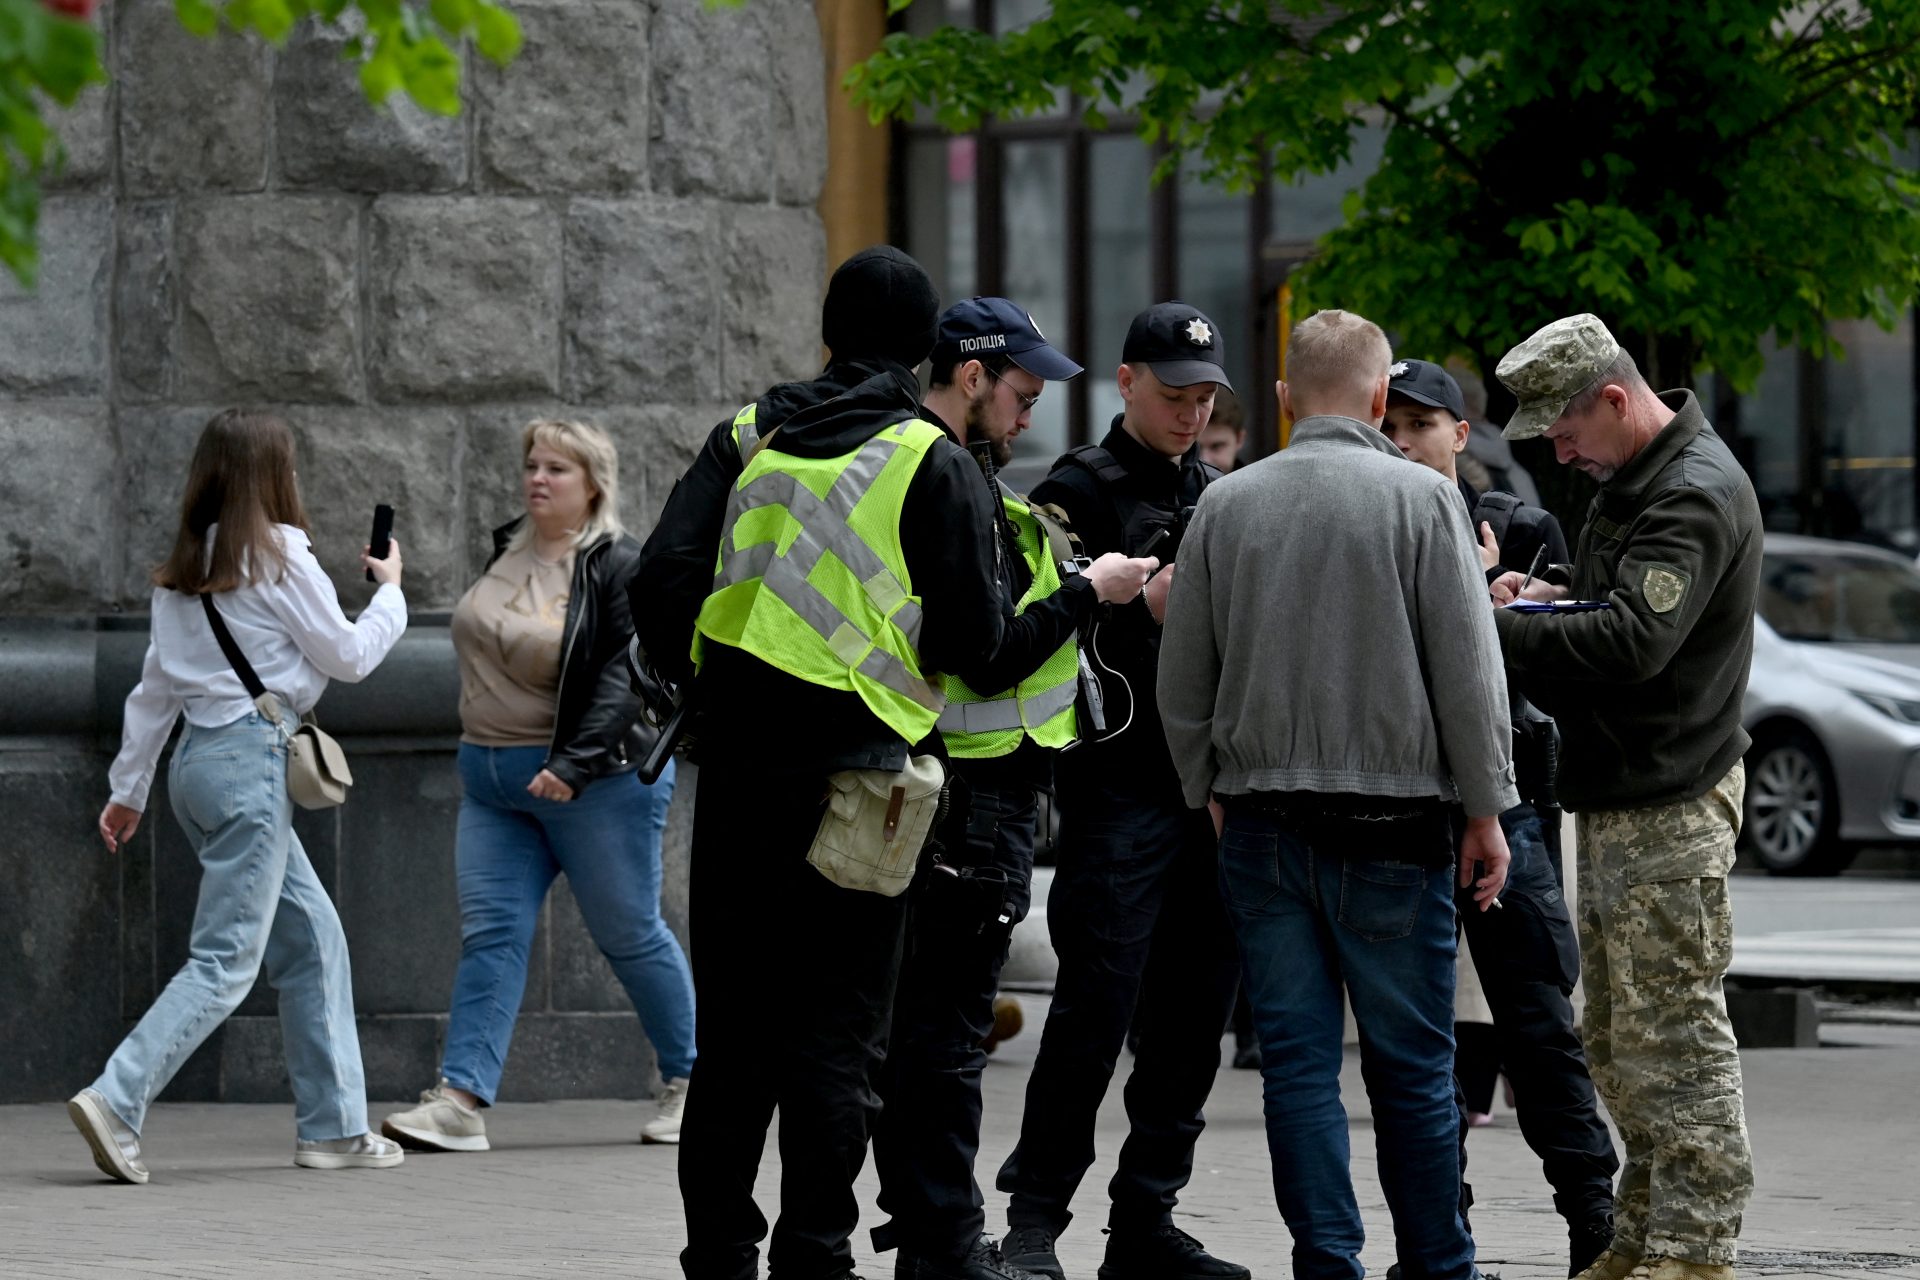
top-left (1158, 415), bottom-right (1520, 819)
top-left (1493, 391), bottom-right (1763, 812)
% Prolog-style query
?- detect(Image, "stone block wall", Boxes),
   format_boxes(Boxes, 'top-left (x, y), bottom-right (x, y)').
top-left (0, 0), bottom-right (830, 1104)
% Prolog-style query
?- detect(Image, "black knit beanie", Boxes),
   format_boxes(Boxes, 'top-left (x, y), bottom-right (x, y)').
top-left (821, 245), bottom-right (941, 367)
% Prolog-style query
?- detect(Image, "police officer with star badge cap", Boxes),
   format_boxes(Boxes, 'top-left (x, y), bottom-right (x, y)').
top-left (1488, 313), bottom-right (1763, 1280)
top-left (994, 301), bottom-right (1248, 1280)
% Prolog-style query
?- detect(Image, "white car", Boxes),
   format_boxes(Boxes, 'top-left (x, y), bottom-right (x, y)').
top-left (1741, 534), bottom-right (1920, 875)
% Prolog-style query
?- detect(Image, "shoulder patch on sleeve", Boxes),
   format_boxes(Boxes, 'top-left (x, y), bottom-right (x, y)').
top-left (1642, 563), bottom-right (1690, 614)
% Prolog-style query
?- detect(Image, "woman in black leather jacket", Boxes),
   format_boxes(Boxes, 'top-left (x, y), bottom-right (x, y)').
top-left (381, 419), bottom-right (695, 1152)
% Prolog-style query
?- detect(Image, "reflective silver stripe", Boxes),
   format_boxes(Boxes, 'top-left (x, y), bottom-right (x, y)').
top-left (1022, 674), bottom-right (1079, 723)
top-left (733, 406), bottom-right (759, 459)
top-left (938, 698), bottom-right (1021, 734)
top-left (938, 671), bottom-right (1078, 736)
top-left (717, 433), bottom-right (921, 641)
top-left (714, 430), bottom-right (939, 712)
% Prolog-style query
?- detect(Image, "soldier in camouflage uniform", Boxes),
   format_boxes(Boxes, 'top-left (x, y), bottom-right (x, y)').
top-left (1488, 314), bottom-right (1764, 1280)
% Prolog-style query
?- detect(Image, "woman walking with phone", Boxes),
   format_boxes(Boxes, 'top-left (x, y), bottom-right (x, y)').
top-left (74, 409), bottom-right (408, 1184)
top-left (381, 419), bottom-right (695, 1153)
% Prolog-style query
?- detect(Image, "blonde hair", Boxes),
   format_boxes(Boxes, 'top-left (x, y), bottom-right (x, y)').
top-left (506, 418), bottom-right (625, 554)
top-left (1286, 309), bottom-right (1393, 412)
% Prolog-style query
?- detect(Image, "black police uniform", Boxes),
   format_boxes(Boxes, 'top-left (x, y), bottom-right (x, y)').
top-left (1453, 474), bottom-right (1618, 1258)
top-left (870, 403), bottom-right (1103, 1273)
top-left (635, 339), bottom-right (1011, 1278)
top-left (994, 416), bottom-right (1242, 1251)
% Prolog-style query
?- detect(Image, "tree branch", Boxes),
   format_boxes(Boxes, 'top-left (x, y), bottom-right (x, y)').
top-left (1724, 35), bottom-right (1920, 155)
top-left (1376, 93), bottom-right (1490, 190)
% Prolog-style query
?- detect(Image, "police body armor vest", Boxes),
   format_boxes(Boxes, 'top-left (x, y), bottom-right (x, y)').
top-left (938, 482), bottom-right (1079, 758)
top-left (694, 403), bottom-right (948, 742)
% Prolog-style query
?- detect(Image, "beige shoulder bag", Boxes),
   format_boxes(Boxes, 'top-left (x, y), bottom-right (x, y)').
top-left (200, 594), bottom-right (352, 809)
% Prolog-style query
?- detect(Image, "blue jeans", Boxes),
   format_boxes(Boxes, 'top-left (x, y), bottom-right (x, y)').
top-left (443, 745), bottom-right (695, 1102)
top-left (1220, 803), bottom-right (1475, 1280)
top-left (93, 712), bottom-right (368, 1141)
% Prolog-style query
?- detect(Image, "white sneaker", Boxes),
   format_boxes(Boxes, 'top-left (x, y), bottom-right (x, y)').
top-left (640, 1075), bottom-right (690, 1145)
top-left (68, 1089), bottom-right (149, 1185)
top-left (293, 1132), bottom-right (404, 1169)
top-left (381, 1083), bottom-right (490, 1152)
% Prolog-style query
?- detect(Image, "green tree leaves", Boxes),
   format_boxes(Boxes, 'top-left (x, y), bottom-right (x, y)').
top-left (853, 0), bottom-right (1920, 391)
top-left (0, 0), bottom-right (522, 287)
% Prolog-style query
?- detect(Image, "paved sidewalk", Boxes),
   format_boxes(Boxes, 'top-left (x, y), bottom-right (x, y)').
top-left (5, 1002), bottom-right (1917, 1279)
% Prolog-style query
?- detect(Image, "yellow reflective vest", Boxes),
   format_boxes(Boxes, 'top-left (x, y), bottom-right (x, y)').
top-left (693, 404), bottom-right (948, 743)
top-left (938, 483), bottom-right (1080, 758)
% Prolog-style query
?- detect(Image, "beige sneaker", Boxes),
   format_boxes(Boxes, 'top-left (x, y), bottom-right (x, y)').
top-left (294, 1133), bottom-right (404, 1169)
top-left (641, 1075), bottom-right (690, 1145)
top-left (381, 1083), bottom-right (490, 1152)
top-left (1575, 1250), bottom-right (1643, 1280)
top-left (1636, 1261), bottom-right (1734, 1280)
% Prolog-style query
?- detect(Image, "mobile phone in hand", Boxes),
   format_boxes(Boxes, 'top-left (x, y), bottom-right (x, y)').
top-left (366, 503), bottom-right (394, 583)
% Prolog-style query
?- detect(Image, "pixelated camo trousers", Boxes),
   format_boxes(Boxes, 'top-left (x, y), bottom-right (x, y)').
top-left (1575, 762), bottom-right (1753, 1265)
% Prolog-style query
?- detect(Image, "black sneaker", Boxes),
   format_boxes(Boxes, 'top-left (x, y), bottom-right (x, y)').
top-left (1569, 1216), bottom-right (1615, 1277)
top-left (1096, 1226), bottom-right (1250, 1280)
top-left (1231, 1040), bottom-right (1261, 1070)
top-left (898, 1235), bottom-right (1039, 1280)
top-left (1002, 1226), bottom-right (1065, 1280)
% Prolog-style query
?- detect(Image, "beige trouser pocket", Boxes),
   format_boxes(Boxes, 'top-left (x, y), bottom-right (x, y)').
top-left (806, 755), bottom-right (946, 897)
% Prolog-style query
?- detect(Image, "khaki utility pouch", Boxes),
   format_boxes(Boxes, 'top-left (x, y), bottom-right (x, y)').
top-left (807, 755), bottom-right (945, 897)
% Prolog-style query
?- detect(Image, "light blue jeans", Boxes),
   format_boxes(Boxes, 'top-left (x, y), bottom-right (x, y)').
top-left (93, 712), bottom-right (368, 1141)
top-left (442, 745), bottom-right (694, 1103)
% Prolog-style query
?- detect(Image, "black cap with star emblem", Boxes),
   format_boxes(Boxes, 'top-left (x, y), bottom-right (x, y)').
top-left (1122, 301), bottom-right (1233, 391)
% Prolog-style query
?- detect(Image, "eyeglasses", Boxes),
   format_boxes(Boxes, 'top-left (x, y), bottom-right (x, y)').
top-left (986, 367), bottom-right (1042, 412)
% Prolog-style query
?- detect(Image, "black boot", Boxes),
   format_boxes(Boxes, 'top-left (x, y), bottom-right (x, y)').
top-left (897, 1235), bottom-right (1039, 1280)
top-left (1001, 1227), bottom-right (1065, 1280)
top-left (1096, 1225), bottom-right (1250, 1280)
top-left (1569, 1215), bottom-right (1616, 1277)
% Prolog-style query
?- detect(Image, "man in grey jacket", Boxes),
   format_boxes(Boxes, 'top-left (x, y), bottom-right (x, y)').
top-left (1159, 308), bottom-right (1513, 1280)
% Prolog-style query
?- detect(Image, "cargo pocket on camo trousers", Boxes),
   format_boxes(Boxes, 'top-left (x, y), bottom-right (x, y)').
top-left (1616, 826), bottom-right (1736, 1012)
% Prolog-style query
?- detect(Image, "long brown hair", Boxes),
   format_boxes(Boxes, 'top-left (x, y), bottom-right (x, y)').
top-left (154, 410), bottom-right (311, 595)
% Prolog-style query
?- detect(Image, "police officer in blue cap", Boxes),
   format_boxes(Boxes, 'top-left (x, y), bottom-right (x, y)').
top-left (871, 298), bottom-right (1158, 1280)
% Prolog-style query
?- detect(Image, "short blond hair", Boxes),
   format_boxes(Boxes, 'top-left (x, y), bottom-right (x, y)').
top-left (1286, 309), bottom-right (1392, 410)
top-left (506, 418), bottom-right (626, 553)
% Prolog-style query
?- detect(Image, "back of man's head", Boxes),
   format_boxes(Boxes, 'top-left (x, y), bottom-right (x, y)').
top-left (821, 246), bottom-right (941, 369)
top-left (1285, 310), bottom-right (1392, 422)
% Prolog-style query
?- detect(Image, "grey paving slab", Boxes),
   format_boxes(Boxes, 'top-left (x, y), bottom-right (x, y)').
top-left (4, 998), bottom-right (1917, 1278)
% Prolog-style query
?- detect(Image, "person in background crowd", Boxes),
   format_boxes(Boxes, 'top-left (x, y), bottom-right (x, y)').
top-left (1198, 388), bottom-right (1246, 473)
top-left (1159, 309), bottom-right (1512, 1280)
top-left (80, 409), bottom-right (407, 1184)
top-left (381, 419), bottom-right (694, 1154)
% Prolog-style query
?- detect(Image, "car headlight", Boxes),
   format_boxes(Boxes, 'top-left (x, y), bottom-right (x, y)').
top-left (1851, 690), bottom-right (1920, 724)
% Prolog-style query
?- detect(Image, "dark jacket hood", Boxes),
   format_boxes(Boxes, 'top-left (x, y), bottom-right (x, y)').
top-left (752, 357), bottom-right (925, 459)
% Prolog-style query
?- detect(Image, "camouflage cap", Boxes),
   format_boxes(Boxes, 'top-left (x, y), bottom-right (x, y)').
top-left (1495, 313), bottom-right (1623, 440)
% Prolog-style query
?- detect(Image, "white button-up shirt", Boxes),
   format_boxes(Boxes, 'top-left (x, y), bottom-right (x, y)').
top-left (108, 525), bottom-right (408, 811)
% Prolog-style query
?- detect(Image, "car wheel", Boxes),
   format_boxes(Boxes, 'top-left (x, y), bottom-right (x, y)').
top-left (1742, 726), bottom-right (1851, 876)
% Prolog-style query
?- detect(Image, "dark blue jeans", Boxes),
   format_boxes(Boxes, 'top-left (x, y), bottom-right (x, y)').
top-left (1220, 803), bottom-right (1476, 1280)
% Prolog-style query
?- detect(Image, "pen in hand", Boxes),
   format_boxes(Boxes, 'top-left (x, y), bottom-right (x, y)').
top-left (1516, 544), bottom-right (1548, 601)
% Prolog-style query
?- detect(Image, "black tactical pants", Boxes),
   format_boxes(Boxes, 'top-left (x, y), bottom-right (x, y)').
top-left (1456, 802), bottom-right (1619, 1228)
top-left (679, 768), bottom-right (910, 1280)
top-left (996, 777), bottom-right (1241, 1237)
top-left (873, 774), bottom-right (1039, 1261)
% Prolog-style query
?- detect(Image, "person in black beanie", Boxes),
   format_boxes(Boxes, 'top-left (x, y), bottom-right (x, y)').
top-left (633, 246), bottom-right (1015, 1280)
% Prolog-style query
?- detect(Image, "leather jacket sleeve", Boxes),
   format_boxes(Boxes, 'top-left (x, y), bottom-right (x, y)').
top-left (632, 419), bottom-right (743, 686)
top-left (546, 540), bottom-right (649, 793)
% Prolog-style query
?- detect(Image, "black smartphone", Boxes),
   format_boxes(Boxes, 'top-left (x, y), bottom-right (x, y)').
top-left (366, 503), bottom-right (394, 583)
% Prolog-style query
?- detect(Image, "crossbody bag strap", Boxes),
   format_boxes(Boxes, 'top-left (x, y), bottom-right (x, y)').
top-left (200, 593), bottom-right (275, 710)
